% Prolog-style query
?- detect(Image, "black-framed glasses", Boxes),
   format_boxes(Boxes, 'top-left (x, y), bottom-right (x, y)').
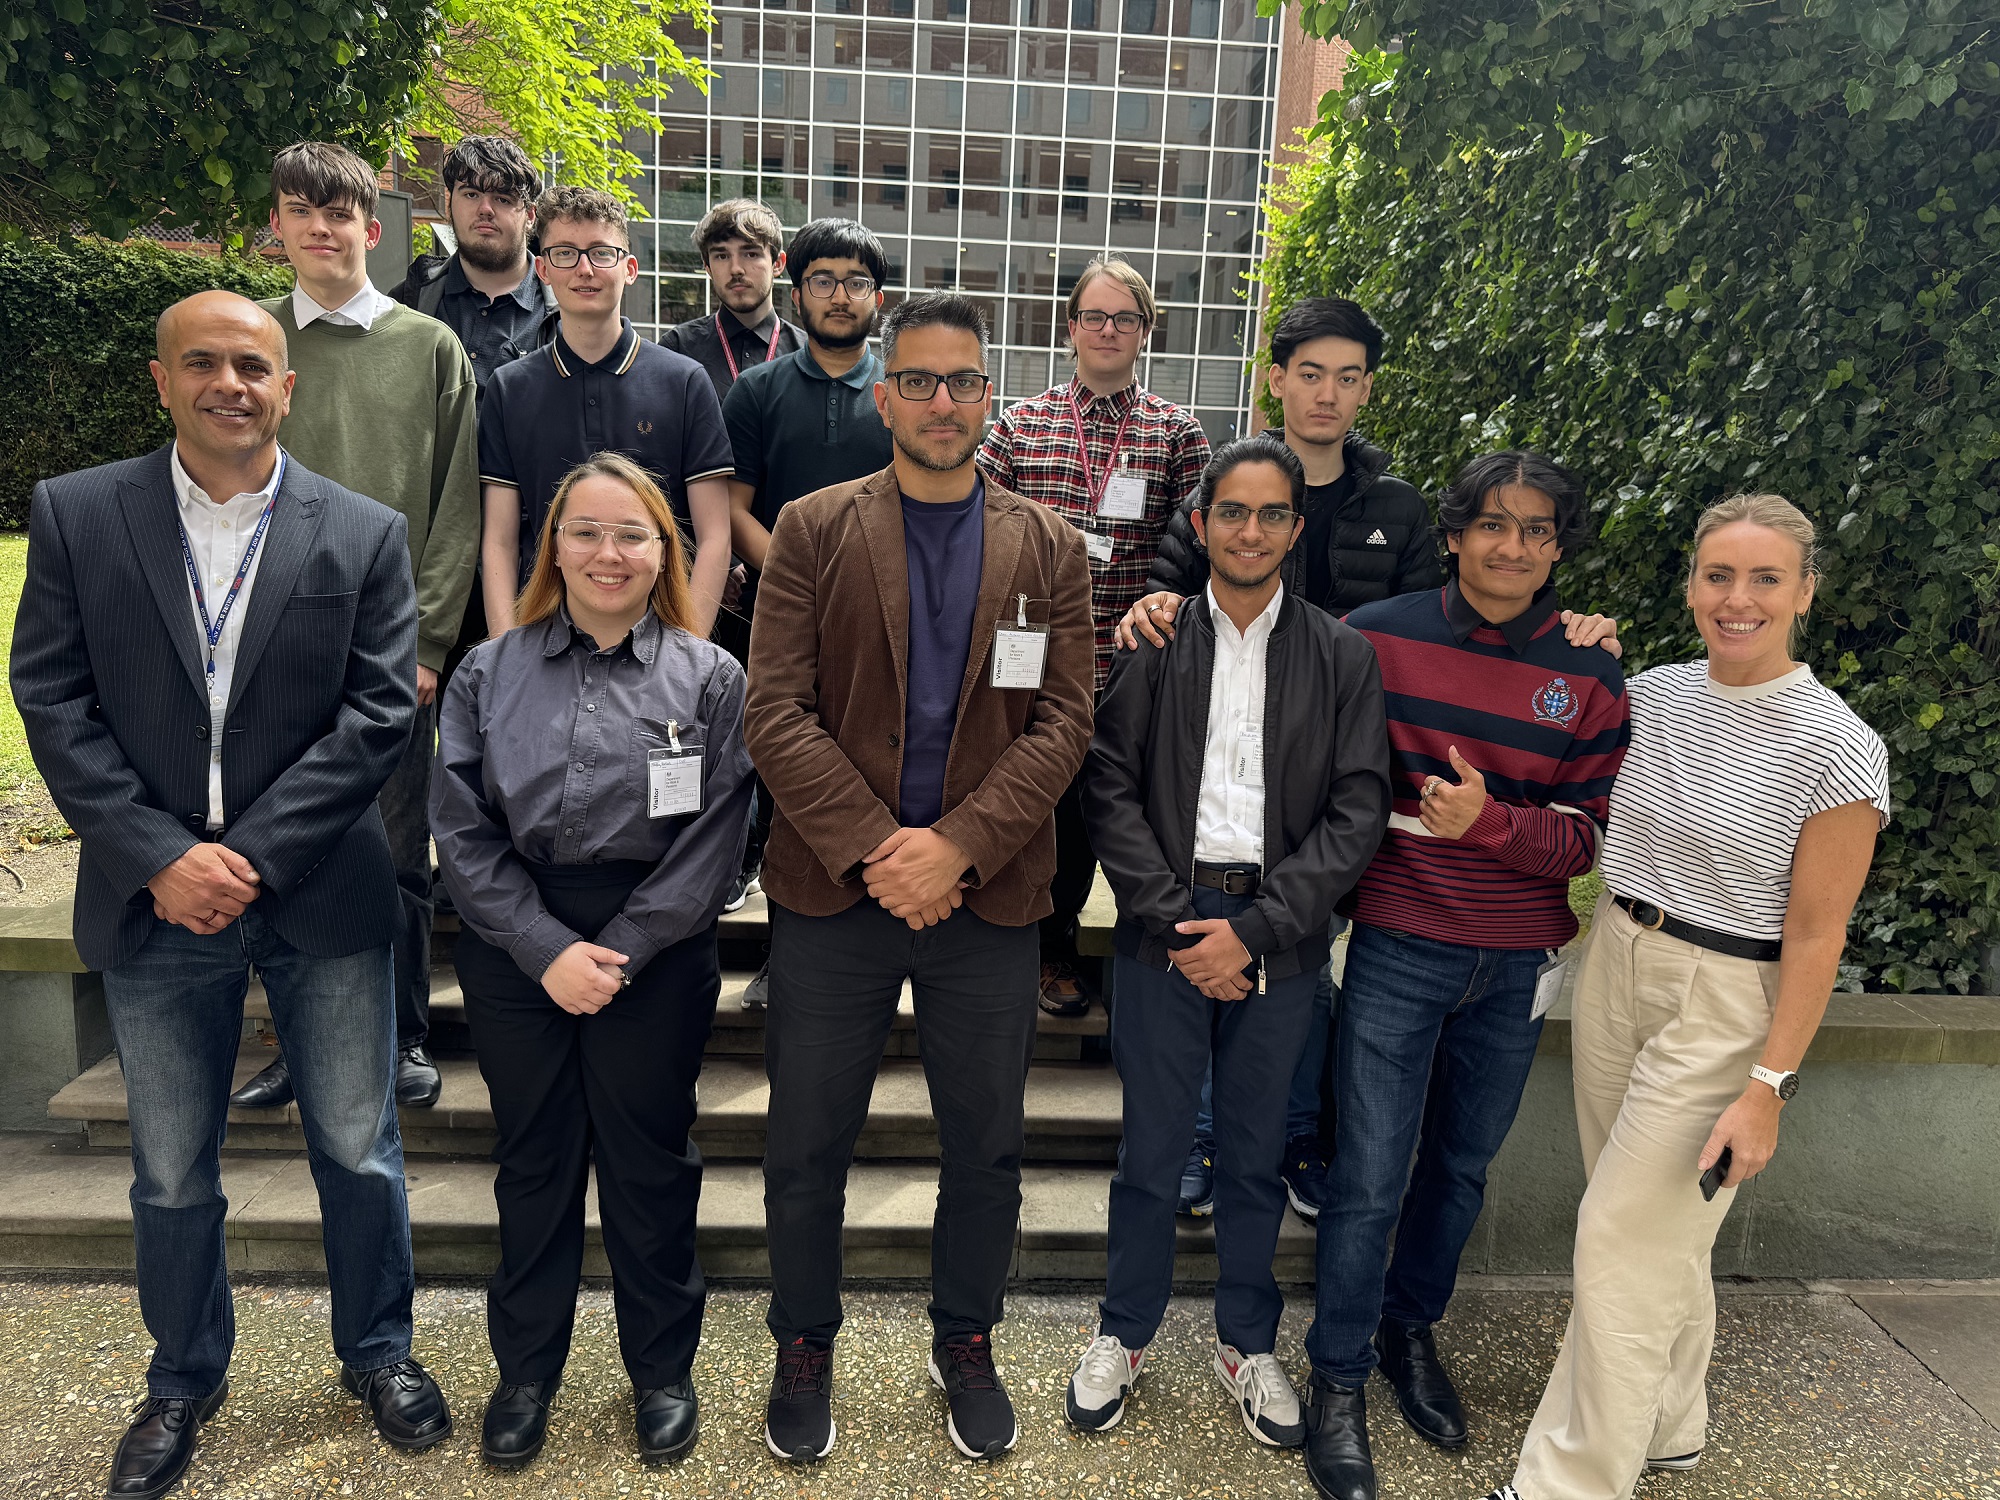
top-left (556, 521), bottom-right (662, 555)
top-left (1074, 309), bottom-right (1148, 333)
top-left (886, 369), bottom-right (991, 402)
top-left (542, 244), bottom-right (628, 269)
top-left (803, 271), bottom-right (878, 299)
top-left (1206, 502), bottom-right (1297, 529)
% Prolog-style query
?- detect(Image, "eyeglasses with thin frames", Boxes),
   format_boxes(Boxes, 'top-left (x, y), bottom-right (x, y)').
top-left (556, 521), bottom-right (662, 555)
top-left (1074, 309), bottom-right (1148, 334)
top-left (1206, 502), bottom-right (1298, 530)
top-left (886, 369), bottom-right (991, 403)
top-left (542, 244), bottom-right (628, 269)
top-left (803, 272), bottom-right (878, 300)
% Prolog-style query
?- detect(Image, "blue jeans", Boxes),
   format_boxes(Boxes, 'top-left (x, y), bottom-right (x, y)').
top-left (1101, 886), bottom-right (1317, 1353)
top-left (1193, 917), bottom-right (1345, 1147)
top-left (102, 909), bottom-right (413, 1399)
top-left (1306, 922), bottom-right (1548, 1385)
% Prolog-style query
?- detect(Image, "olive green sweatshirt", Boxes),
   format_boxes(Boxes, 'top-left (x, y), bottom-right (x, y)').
top-left (261, 295), bottom-right (479, 671)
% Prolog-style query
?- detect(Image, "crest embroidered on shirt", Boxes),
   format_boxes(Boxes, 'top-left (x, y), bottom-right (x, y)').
top-left (636, 419), bottom-right (654, 435)
top-left (1532, 676), bottom-right (1580, 727)
top-left (1365, 528), bottom-right (1389, 545)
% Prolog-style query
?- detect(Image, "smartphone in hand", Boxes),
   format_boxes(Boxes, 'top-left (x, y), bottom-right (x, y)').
top-left (1698, 1146), bottom-right (1734, 1203)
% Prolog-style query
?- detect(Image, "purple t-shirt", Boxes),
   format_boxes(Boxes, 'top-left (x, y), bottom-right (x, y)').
top-left (899, 479), bottom-right (984, 827)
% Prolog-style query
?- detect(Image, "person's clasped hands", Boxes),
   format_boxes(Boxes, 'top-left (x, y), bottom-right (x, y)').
top-left (863, 826), bottom-right (972, 930)
top-left (148, 844), bottom-right (262, 935)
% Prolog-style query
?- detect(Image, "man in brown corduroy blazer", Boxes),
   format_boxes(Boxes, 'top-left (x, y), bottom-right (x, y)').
top-left (744, 293), bottom-right (1093, 1467)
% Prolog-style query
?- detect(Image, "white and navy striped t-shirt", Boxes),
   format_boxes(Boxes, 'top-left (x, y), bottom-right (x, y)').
top-left (1600, 661), bottom-right (1890, 942)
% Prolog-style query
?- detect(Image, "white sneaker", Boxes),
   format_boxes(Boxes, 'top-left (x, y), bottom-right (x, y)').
top-left (1066, 1334), bottom-right (1145, 1432)
top-left (1648, 1450), bottom-right (1701, 1470)
top-left (1213, 1340), bottom-right (1305, 1448)
top-left (1480, 1488), bottom-right (1524, 1500)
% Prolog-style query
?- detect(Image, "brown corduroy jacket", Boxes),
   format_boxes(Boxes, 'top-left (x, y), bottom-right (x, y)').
top-left (744, 463), bottom-right (1095, 926)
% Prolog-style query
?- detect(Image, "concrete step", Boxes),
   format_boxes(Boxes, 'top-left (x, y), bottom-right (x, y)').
top-left (49, 1045), bottom-right (1127, 1163)
top-left (0, 1131), bottom-right (1303, 1282)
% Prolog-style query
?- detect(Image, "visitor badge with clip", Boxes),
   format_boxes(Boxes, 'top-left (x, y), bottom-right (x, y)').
top-left (1532, 951), bottom-right (1567, 1020)
top-left (646, 720), bottom-right (703, 818)
top-left (1233, 722), bottom-right (1264, 788)
top-left (1082, 528), bottom-right (1115, 565)
top-left (1097, 458), bottom-right (1148, 521)
top-left (991, 593), bottom-right (1049, 691)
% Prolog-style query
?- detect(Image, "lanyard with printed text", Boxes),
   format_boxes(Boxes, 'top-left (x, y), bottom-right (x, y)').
top-left (1065, 382), bottom-right (1137, 511)
top-left (717, 312), bottom-right (783, 382)
top-left (177, 454), bottom-right (284, 688)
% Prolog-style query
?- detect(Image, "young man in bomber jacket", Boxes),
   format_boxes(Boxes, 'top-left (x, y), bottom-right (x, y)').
top-left (1066, 436), bottom-right (1392, 1450)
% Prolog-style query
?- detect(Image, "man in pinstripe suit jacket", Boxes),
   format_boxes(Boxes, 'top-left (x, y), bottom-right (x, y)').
top-left (11, 292), bottom-right (452, 1497)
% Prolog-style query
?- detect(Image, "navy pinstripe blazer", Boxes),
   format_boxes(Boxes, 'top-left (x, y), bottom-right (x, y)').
top-left (10, 445), bottom-right (419, 971)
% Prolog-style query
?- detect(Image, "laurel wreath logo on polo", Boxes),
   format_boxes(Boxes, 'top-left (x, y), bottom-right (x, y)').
top-left (1531, 677), bottom-right (1579, 728)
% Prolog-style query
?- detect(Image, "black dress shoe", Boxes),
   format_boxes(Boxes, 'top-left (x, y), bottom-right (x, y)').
top-left (228, 1056), bottom-right (292, 1110)
top-left (481, 1377), bottom-right (559, 1468)
top-left (340, 1358), bottom-right (452, 1450)
top-left (1374, 1316), bottom-right (1468, 1448)
top-left (1302, 1375), bottom-right (1375, 1500)
top-left (395, 1044), bottom-right (442, 1108)
top-left (634, 1378), bottom-right (699, 1462)
top-left (108, 1379), bottom-right (227, 1499)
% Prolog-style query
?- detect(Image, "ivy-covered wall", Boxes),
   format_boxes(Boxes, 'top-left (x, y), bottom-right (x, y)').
top-left (1264, 4), bottom-right (1997, 991)
top-left (0, 238), bottom-right (293, 530)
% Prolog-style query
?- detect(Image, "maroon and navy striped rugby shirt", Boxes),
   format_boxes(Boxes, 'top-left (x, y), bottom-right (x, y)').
top-left (1340, 583), bottom-right (1631, 949)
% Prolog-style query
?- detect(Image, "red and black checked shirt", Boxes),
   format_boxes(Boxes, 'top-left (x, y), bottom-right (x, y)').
top-left (978, 378), bottom-right (1211, 692)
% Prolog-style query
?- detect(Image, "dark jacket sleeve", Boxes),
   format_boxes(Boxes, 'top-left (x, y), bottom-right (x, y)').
top-left (1388, 479), bottom-right (1446, 595)
top-left (223, 513), bottom-right (420, 897)
top-left (1079, 639), bottom-right (1201, 945)
top-left (9, 481), bottom-right (200, 899)
top-left (1228, 627), bottom-right (1393, 960)
top-left (596, 655), bottom-right (755, 975)
top-left (1145, 489), bottom-right (1210, 598)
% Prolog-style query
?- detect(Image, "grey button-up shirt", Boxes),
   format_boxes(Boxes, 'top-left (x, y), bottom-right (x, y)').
top-left (431, 607), bottom-right (753, 979)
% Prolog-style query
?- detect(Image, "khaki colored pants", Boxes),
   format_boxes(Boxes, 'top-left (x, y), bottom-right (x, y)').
top-left (1512, 896), bottom-right (1779, 1500)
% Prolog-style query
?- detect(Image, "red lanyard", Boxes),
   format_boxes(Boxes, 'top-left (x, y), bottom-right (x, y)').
top-left (1065, 381), bottom-right (1135, 508)
top-left (717, 312), bottom-right (783, 381)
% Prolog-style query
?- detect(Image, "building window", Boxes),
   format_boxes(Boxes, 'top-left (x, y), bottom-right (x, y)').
top-left (826, 76), bottom-right (850, 106)
top-left (1066, 89), bottom-right (1092, 126)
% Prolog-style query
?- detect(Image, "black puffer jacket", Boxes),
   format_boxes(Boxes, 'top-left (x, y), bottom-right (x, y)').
top-left (1145, 430), bottom-right (1444, 612)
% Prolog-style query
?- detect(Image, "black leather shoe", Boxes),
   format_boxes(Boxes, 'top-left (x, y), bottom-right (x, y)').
top-left (395, 1044), bottom-right (442, 1108)
top-left (1374, 1317), bottom-right (1468, 1448)
top-left (634, 1378), bottom-right (699, 1462)
top-left (1302, 1376), bottom-right (1375, 1500)
top-left (480, 1377), bottom-right (558, 1468)
top-left (341, 1358), bottom-right (452, 1450)
top-left (107, 1379), bottom-right (227, 1499)
top-left (228, 1056), bottom-right (292, 1110)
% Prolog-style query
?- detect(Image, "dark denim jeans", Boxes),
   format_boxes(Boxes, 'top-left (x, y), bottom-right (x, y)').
top-left (102, 909), bottom-right (414, 1399)
top-left (1306, 922), bottom-right (1548, 1385)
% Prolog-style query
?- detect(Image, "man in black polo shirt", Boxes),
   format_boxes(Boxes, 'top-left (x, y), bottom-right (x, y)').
top-left (479, 186), bottom-right (735, 638)
top-left (722, 217), bottom-right (894, 1003)
top-left (659, 198), bottom-right (805, 404)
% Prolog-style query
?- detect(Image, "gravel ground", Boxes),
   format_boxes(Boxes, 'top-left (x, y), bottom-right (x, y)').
top-left (1, 1279), bottom-right (1996, 1499)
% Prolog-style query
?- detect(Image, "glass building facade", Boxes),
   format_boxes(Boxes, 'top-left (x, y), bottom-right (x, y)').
top-left (621, 0), bottom-right (1280, 442)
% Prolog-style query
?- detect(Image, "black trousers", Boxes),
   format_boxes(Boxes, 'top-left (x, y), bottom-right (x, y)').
top-left (1038, 771), bottom-right (1098, 963)
top-left (763, 899), bottom-right (1040, 1346)
top-left (457, 861), bottom-right (720, 1387)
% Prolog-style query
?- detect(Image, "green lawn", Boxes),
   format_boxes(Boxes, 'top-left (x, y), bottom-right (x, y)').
top-left (0, 532), bottom-right (38, 795)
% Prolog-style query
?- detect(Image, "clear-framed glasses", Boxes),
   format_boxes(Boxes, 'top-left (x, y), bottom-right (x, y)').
top-left (542, 244), bottom-right (628, 269)
top-left (803, 271), bottom-right (878, 300)
top-left (556, 521), bottom-right (662, 555)
top-left (887, 369), bottom-right (992, 403)
top-left (1206, 502), bottom-right (1297, 530)
top-left (1074, 308), bottom-right (1147, 333)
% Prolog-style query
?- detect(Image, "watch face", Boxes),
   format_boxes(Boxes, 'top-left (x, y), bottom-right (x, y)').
top-left (1777, 1073), bottom-right (1799, 1101)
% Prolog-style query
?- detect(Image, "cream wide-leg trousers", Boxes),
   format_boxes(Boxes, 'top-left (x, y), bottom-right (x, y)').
top-left (1512, 895), bottom-right (1780, 1500)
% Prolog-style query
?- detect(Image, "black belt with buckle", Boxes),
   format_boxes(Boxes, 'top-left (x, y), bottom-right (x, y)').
top-left (1613, 895), bottom-right (1782, 963)
top-left (1193, 863), bottom-right (1260, 897)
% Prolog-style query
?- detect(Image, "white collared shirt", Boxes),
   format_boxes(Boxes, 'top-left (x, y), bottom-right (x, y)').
top-left (1192, 582), bottom-right (1282, 866)
top-left (170, 444), bottom-right (286, 828)
top-left (292, 279), bottom-right (394, 331)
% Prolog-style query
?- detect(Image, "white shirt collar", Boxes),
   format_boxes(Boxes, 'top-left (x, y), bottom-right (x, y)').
top-left (170, 443), bottom-right (286, 510)
top-left (1205, 581), bottom-right (1284, 645)
top-left (292, 279), bottom-right (394, 331)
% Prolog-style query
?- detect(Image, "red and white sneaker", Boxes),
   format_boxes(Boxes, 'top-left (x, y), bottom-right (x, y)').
top-left (1214, 1340), bottom-right (1305, 1448)
top-left (1065, 1334), bottom-right (1145, 1432)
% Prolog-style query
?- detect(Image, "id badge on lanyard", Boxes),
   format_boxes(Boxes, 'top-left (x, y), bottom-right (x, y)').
top-left (991, 593), bottom-right (1049, 690)
top-left (1069, 387), bottom-right (1144, 525)
top-left (646, 719), bottom-right (703, 818)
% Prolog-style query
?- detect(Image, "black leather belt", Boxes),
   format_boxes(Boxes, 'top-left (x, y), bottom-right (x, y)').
top-left (1193, 863), bottom-right (1260, 897)
top-left (1613, 895), bottom-right (1782, 963)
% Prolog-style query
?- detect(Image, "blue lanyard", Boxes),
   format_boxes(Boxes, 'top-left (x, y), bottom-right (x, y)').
top-left (177, 455), bottom-right (285, 687)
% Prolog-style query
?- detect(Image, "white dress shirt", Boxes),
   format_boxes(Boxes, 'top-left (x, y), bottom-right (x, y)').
top-left (292, 279), bottom-right (394, 331)
top-left (1192, 582), bottom-right (1281, 866)
top-left (170, 444), bottom-right (286, 828)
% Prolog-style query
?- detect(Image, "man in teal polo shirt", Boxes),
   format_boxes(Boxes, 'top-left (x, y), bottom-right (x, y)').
top-left (722, 217), bottom-right (895, 999)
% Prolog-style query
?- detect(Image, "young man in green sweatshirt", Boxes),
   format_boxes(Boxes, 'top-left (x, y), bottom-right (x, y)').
top-left (229, 140), bottom-right (480, 1113)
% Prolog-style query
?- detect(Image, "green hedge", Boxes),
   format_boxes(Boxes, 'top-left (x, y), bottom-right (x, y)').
top-left (1263, 7), bottom-right (1999, 992)
top-left (0, 238), bottom-right (293, 529)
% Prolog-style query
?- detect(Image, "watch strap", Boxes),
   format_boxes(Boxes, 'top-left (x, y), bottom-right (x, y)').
top-left (1749, 1064), bottom-right (1796, 1097)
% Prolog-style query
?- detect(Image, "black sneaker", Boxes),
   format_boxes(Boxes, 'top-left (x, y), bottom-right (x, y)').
top-left (721, 871), bottom-right (752, 915)
top-left (1281, 1135), bottom-right (1329, 1222)
top-left (764, 1338), bottom-right (834, 1463)
top-left (741, 964), bottom-right (771, 1012)
top-left (1177, 1139), bottom-right (1215, 1217)
top-left (928, 1332), bottom-right (1018, 1460)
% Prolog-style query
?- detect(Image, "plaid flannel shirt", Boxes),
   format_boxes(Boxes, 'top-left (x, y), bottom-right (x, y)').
top-left (977, 378), bottom-right (1211, 692)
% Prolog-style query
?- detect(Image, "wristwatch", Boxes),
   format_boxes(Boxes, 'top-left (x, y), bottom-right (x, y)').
top-left (1749, 1064), bottom-right (1799, 1102)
